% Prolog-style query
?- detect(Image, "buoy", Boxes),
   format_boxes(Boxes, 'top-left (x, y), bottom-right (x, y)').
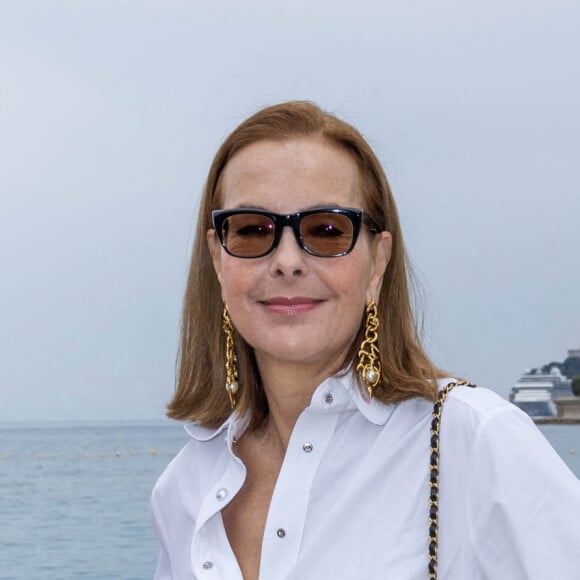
top-left (115, 452), bottom-right (121, 457)
top-left (149, 449), bottom-right (157, 455)
top-left (570, 449), bottom-right (576, 455)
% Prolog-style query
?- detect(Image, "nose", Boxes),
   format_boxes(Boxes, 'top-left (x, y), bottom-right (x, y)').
top-left (268, 226), bottom-right (309, 277)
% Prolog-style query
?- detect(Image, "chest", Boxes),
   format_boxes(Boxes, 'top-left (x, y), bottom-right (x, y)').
top-left (221, 438), bottom-right (283, 580)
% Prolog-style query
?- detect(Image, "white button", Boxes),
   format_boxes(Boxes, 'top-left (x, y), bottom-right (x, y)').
top-left (302, 442), bottom-right (313, 452)
top-left (277, 528), bottom-right (286, 538)
top-left (216, 488), bottom-right (228, 501)
top-left (203, 561), bottom-right (213, 570)
top-left (325, 394), bottom-right (334, 404)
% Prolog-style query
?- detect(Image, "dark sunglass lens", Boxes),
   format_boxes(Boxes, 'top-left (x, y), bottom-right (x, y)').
top-left (222, 213), bottom-right (276, 257)
top-left (301, 212), bottom-right (354, 256)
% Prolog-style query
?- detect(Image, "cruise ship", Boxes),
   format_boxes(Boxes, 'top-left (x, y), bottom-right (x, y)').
top-left (509, 367), bottom-right (573, 418)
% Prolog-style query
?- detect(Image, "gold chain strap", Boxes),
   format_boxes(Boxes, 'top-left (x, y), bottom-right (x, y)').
top-left (428, 380), bottom-right (477, 579)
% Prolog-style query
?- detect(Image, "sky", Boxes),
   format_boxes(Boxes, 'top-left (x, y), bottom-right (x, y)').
top-left (1, 0), bottom-right (579, 422)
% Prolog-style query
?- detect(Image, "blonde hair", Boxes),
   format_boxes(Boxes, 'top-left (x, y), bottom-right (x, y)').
top-left (167, 101), bottom-right (444, 428)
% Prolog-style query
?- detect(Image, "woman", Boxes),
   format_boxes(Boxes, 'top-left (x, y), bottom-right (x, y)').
top-left (151, 101), bottom-right (580, 579)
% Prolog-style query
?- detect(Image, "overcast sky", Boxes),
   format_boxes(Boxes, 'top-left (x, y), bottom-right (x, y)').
top-left (1, 0), bottom-right (578, 422)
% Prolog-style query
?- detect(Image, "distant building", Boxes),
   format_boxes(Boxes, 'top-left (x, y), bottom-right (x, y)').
top-left (568, 348), bottom-right (580, 359)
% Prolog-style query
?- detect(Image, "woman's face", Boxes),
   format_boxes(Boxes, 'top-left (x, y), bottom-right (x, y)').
top-left (208, 137), bottom-right (391, 376)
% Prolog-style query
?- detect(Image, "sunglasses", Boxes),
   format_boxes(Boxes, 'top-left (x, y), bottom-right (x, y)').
top-left (212, 207), bottom-right (374, 259)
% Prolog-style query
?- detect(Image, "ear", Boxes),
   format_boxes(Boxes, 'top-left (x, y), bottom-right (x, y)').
top-left (207, 228), bottom-right (224, 287)
top-left (366, 231), bottom-right (392, 304)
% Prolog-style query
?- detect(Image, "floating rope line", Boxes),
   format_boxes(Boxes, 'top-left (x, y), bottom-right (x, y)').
top-left (0, 449), bottom-right (178, 461)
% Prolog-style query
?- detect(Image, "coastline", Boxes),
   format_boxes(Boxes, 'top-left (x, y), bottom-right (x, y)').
top-left (534, 417), bottom-right (580, 425)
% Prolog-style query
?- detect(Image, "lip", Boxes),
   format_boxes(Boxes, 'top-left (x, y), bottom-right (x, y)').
top-left (259, 296), bottom-right (324, 315)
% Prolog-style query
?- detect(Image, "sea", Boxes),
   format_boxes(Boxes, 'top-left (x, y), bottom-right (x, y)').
top-left (0, 420), bottom-right (578, 580)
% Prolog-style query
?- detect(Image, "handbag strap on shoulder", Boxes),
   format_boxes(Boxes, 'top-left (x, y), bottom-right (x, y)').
top-left (428, 380), bottom-right (477, 579)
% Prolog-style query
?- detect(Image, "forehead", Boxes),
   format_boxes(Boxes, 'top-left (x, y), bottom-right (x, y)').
top-left (219, 137), bottom-right (363, 211)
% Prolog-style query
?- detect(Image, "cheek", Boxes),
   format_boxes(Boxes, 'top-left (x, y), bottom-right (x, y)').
top-left (219, 259), bottom-right (257, 303)
top-left (220, 266), bottom-right (238, 302)
top-left (334, 252), bottom-right (374, 297)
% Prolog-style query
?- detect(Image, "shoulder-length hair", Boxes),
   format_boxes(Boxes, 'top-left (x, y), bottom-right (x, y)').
top-left (167, 101), bottom-right (445, 429)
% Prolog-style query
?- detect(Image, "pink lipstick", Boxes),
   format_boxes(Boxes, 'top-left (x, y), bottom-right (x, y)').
top-left (260, 297), bottom-right (323, 315)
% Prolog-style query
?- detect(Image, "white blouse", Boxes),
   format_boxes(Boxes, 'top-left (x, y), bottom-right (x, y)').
top-left (150, 375), bottom-right (580, 579)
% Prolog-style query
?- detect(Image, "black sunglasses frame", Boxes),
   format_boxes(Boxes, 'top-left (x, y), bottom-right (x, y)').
top-left (212, 207), bottom-right (368, 258)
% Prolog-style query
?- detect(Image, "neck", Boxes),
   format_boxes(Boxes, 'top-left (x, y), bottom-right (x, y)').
top-left (254, 355), bottom-right (344, 450)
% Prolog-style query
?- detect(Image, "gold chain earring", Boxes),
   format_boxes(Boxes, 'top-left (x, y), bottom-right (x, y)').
top-left (222, 304), bottom-right (239, 409)
top-left (356, 299), bottom-right (381, 397)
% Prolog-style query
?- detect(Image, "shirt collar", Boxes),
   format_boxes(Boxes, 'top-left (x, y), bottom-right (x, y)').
top-left (310, 371), bottom-right (393, 426)
top-left (184, 410), bottom-right (250, 443)
top-left (183, 371), bottom-right (393, 441)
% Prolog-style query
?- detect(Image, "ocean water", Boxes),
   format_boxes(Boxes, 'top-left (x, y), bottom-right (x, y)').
top-left (0, 421), bottom-right (189, 580)
top-left (0, 420), bottom-right (578, 580)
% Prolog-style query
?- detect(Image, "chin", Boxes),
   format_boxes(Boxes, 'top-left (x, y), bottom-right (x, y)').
top-left (255, 336), bottom-right (350, 368)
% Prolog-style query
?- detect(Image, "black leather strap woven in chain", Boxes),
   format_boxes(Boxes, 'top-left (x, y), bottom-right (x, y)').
top-left (428, 380), bottom-right (477, 579)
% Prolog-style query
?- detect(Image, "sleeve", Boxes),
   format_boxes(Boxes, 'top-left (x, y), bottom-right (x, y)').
top-left (466, 405), bottom-right (580, 579)
top-left (150, 492), bottom-right (173, 580)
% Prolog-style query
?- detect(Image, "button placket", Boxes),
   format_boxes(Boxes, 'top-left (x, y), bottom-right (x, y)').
top-left (259, 409), bottom-right (339, 579)
top-left (193, 530), bottom-right (216, 578)
top-left (193, 446), bottom-right (248, 578)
